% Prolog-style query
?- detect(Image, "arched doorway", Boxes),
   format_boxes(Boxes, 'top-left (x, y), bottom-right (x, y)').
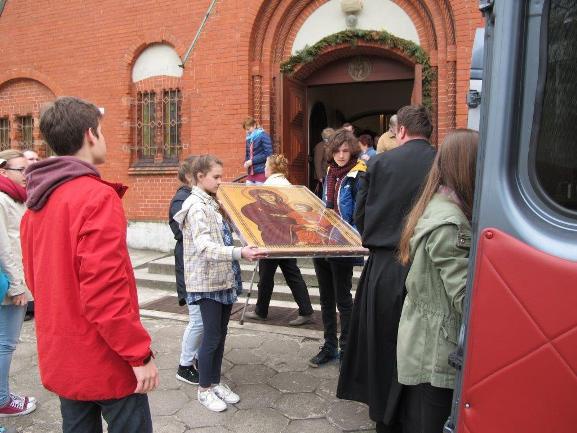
top-left (280, 45), bottom-right (420, 185)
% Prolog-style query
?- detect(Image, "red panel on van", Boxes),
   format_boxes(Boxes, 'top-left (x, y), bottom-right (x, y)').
top-left (458, 228), bottom-right (577, 433)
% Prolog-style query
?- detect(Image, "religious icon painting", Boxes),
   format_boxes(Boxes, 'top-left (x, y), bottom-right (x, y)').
top-left (216, 183), bottom-right (369, 258)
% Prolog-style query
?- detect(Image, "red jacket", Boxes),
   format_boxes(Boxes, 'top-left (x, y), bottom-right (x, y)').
top-left (21, 174), bottom-right (152, 400)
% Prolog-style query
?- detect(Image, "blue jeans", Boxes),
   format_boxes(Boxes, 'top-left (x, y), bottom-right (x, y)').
top-left (60, 394), bottom-right (152, 433)
top-left (197, 299), bottom-right (232, 387)
top-left (0, 304), bottom-right (26, 406)
top-left (179, 303), bottom-right (203, 366)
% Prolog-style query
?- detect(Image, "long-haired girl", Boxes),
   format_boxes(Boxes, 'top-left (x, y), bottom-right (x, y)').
top-left (0, 150), bottom-right (36, 417)
top-left (396, 129), bottom-right (479, 433)
top-left (174, 155), bottom-right (265, 412)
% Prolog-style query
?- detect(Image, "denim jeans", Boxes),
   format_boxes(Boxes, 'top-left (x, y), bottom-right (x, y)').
top-left (60, 394), bottom-right (152, 433)
top-left (197, 299), bottom-right (232, 387)
top-left (313, 258), bottom-right (353, 352)
top-left (0, 304), bottom-right (26, 406)
top-left (179, 303), bottom-right (203, 367)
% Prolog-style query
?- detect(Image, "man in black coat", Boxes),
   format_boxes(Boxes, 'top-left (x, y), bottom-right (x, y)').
top-left (337, 106), bottom-right (437, 433)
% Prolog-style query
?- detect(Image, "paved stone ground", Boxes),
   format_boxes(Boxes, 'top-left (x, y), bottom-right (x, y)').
top-left (5, 318), bottom-right (376, 433)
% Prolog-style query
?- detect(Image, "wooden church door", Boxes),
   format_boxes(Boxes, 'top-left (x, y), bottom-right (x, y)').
top-left (281, 74), bottom-right (307, 186)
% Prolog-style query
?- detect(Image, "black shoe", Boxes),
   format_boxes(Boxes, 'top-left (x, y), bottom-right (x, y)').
top-left (309, 345), bottom-right (338, 368)
top-left (23, 312), bottom-right (34, 322)
top-left (176, 365), bottom-right (199, 385)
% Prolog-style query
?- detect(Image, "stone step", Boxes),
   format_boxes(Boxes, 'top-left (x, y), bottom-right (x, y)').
top-left (148, 255), bottom-right (321, 274)
top-left (146, 256), bottom-right (362, 288)
top-left (134, 268), bottom-right (358, 305)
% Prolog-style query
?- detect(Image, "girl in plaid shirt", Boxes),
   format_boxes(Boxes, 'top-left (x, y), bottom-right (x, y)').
top-left (174, 155), bottom-right (265, 412)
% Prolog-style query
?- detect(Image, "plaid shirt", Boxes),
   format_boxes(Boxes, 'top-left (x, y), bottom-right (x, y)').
top-left (186, 221), bottom-right (243, 305)
top-left (174, 187), bottom-right (241, 293)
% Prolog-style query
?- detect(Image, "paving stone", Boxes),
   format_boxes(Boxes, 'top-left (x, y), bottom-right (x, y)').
top-left (283, 418), bottom-right (341, 433)
top-left (149, 390), bottom-right (188, 416)
top-left (326, 400), bottom-right (375, 432)
top-left (176, 400), bottom-right (238, 428)
top-left (226, 333), bottom-right (266, 350)
top-left (305, 361), bottom-right (341, 379)
top-left (225, 348), bottom-right (266, 364)
top-left (269, 371), bottom-right (320, 393)
top-left (226, 408), bottom-right (289, 433)
top-left (273, 392), bottom-right (328, 419)
top-left (185, 427), bottom-right (234, 433)
top-left (258, 338), bottom-right (301, 357)
top-left (226, 364), bottom-right (277, 385)
top-left (265, 352), bottom-right (310, 372)
top-left (234, 383), bottom-right (281, 409)
top-left (315, 378), bottom-right (339, 402)
top-left (155, 351), bottom-right (181, 371)
top-left (153, 415), bottom-right (188, 433)
top-left (221, 357), bottom-right (234, 373)
top-left (9, 305), bottom-right (374, 433)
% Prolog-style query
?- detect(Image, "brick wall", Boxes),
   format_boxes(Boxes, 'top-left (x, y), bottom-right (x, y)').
top-left (0, 0), bottom-right (483, 222)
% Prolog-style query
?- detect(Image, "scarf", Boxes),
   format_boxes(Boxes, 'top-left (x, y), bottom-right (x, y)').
top-left (0, 175), bottom-right (27, 203)
top-left (325, 158), bottom-right (356, 211)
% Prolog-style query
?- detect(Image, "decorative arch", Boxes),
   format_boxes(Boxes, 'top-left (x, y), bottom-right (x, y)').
top-left (248, 0), bottom-right (461, 145)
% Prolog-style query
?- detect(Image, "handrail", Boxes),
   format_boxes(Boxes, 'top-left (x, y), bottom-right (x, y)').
top-left (232, 174), bottom-right (248, 183)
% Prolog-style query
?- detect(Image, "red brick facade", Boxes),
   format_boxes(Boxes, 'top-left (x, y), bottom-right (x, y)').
top-left (0, 0), bottom-right (483, 222)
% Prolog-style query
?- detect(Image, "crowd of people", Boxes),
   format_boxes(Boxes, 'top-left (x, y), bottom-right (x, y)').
top-left (0, 96), bottom-right (478, 433)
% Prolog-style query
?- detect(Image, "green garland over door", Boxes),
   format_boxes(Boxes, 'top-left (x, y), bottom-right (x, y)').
top-left (280, 30), bottom-right (435, 109)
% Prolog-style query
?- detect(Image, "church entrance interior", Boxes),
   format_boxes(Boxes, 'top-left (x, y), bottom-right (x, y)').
top-left (307, 79), bottom-right (413, 189)
top-left (280, 54), bottom-right (417, 187)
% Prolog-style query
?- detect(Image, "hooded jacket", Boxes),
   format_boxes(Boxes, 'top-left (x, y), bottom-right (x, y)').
top-left (396, 193), bottom-right (471, 389)
top-left (20, 156), bottom-right (152, 400)
top-left (245, 128), bottom-right (273, 176)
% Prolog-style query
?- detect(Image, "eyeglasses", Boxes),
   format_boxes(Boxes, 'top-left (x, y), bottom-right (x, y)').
top-left (5, 168), bottom-right (26, 173)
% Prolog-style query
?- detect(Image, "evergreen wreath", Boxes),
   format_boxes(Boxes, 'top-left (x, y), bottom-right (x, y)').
top-left (280, 30), bottom-right (435, 109)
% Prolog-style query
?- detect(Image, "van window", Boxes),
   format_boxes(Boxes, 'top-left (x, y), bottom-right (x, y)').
top-left (533, 0), bottom-right (577, 212)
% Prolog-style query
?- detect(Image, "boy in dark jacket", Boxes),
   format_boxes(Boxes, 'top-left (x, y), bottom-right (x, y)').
top-left (21, 97), bottom-right (158, 433)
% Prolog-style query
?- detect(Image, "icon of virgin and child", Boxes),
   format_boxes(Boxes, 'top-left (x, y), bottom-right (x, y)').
top-left (240, 188), bottom-right (347, 247)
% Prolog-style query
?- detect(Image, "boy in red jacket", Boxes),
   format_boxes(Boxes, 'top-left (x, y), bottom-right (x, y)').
top-left (20, 97), bottom-right (158, 433)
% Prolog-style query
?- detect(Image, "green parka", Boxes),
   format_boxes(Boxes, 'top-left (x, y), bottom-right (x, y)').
top-left (397, 193), bottom-right (471, 389)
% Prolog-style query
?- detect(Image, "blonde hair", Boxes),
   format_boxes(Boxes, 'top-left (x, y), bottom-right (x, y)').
top-left (0, 149), bottom-right (25, 163)
top-left (398, 129), bottom-right (479, 265)
top-left (266, 154), bottom-right (289, 177)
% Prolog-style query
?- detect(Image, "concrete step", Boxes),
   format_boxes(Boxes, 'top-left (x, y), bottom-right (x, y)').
top-left (146, 256), bottom-right (362, 288)
top-left (133, 268), bottom-right (358, 305)
top-left (148, 257), bottom-right (361, 287)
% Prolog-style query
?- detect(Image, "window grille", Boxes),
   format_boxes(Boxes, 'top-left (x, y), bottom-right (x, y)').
top-left (136, 91), bottom-right (157, 162)
top-left (18, 116), bottom-right (34, 151)
top-left (0, 117), bottom-right (9, 151)
top-left (134, 89), bottom-right (182, 164)
top-left (163, 89), bottom-right (181, 161)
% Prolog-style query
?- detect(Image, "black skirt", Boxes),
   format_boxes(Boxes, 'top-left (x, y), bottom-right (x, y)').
top-left (337, 248), bottom-right (408, 425)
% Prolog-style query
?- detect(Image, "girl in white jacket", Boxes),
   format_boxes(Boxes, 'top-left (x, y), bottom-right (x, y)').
top-left (0, 150), bottom-right (36, 417)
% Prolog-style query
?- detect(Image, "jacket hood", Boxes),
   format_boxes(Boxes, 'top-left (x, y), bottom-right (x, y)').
top-left (25, 156), bottom-right (127, 211)
top-left (409, 194), bottom-right (469, 259)
top-left (173, 186), bottom-right (217, 229)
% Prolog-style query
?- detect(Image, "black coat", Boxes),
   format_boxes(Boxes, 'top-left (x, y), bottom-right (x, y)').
top-left (168, 185), bottom-right (192, 306)
top-left (337, 139), bottom-right (436, 425)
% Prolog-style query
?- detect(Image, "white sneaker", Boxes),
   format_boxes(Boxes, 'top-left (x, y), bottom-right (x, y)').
top-left (212, 383), bottom-right (240, 404)
top-left (198, 388), bottom-right (227, 412)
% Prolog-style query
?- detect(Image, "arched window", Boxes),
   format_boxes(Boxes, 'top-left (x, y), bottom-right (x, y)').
top-left (132, 44), bottom-right (184, 165)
